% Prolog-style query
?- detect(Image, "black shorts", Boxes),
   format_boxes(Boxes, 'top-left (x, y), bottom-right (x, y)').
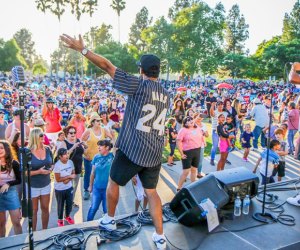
top-left (272, 161), bottom-right (285, 177)
top-left (182, 148), bottom-right (201, 169)
top-left (110, 150), bottom-right (161, 189)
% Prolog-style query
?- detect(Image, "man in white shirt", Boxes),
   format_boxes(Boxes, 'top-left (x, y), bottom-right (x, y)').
top-left (250, 98), bottom-right (269, 150)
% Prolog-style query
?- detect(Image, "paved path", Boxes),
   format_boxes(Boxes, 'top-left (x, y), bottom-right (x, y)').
top-left (4, 150), bottom-right (299, 237)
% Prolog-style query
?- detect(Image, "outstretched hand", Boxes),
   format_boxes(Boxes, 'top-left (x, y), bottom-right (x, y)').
top-left (60, 34), bottom-right (85, 52)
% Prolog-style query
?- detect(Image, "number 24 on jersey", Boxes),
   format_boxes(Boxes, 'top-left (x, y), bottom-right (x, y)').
top-left (136, 104), bottom-right (167, 136)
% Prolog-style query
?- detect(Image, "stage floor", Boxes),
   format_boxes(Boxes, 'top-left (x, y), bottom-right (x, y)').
top-left (1, 150), bottom-right (299, 250)
top-left (1, 179), bottom-right (299, 250)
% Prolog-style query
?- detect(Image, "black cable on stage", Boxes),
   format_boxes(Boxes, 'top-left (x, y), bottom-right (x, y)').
top-left (4, 179), bottom-right (298, 250)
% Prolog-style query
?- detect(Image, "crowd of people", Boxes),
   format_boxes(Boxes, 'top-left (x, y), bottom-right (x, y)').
top-left (0, 50), bottom-right (299, 248)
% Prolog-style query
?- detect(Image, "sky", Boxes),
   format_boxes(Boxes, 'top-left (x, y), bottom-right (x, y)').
top-left (0, 0), bottom-right (297, 63)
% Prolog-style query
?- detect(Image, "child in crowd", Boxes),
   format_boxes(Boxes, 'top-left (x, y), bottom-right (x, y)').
top-left (223, 114), bottom-right (236, 152)
top-left (87, 140), bottom-right (114, 221)
top-left (132, 175), bottom-right (148, 212)
top-left (241, 124), bottom-right (253, 162)
top-left (53, 148), bottom-right (76, 227)
top-left (54, 132), bottom-right (65, 155)
top-left (272, 128), bottom-right (288, 181)
top-left (253, 140), bottom-right (280, 185)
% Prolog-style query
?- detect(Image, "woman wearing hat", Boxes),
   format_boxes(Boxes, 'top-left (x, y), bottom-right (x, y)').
top-left (81, 114), bottom-right (112, 200)
top-left (42, 98), bottom-right (62, 143)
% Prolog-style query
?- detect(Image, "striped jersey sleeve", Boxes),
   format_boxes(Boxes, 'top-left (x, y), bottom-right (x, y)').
top-left (113, 68), bottom-right (140, 95)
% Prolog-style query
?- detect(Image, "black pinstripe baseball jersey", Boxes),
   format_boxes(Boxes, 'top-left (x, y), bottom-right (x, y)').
top-left (113, 68), bottom-right (170, 167)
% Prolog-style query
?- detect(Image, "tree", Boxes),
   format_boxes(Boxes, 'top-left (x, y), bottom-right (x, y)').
top-left (13, 28), bottom-right (37, 69)
top-left (128, 7), bottom-right (152, 53)
top-left (219, 53), bottom-right (255, 79)
top-left (0, 39), bottom-right (27, 71)
top-left (171, 2), bottom-right (225, 76)
top-left (225, 4), bottom-right (249, 54)
top-left (32, 63), bottom-right (48, 75)
top-left (142, 17), bottom-right (180, 77)
top-left (88, 41), bottom-right (136, 76)
top-left (35, 0), bottom-right (99, 20)
top-left (282, 2), bottom-right (300, 42)
top-left (168, 0), bottom-right (202, 19)
top-left (110, 0), bottom-right (126, 42)
top-left (83, 24), bottom-right (113, 49)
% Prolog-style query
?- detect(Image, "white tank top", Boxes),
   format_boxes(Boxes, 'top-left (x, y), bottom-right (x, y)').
top-left (212, 110), bottom-right (227, 130)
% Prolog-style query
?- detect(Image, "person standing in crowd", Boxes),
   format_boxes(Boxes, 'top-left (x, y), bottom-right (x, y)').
top-left (166, 118), bottom-right (177, 166)
top-left (171, 99), bottom-right (185, 131)
top-left (253, 140), bottom-right (280, 185)
top-left (0, 140), bottom-right (22, 237)
top-left (42, 98), bottom-right (62, 142)
top-left (223, 114), bottom-right (236, 152)
top-left (250, 98), bottom-right (268, 150)
top-left (109, 108), bottom-right (121, 133)
top-left (224, 99), bottom-right (237, 125)
top-left (5, 110), bottom-right (30, 144)
top-left (53, 148), bottom-right (76, 227)
top-left (287, 102), bottom-right (299, 155)
top-left (87, 140), bottom-right (114, 221)
top-left (193, 112), bottom-right (208, 178)
top-left (10, 132), bottom-right (22, 200)
top-left (205, 92), bottom-right (216, 122)
top-left (28, 128), bottom-right (53, 231)
top-left (99, 111), bottom-right (116, 141)
top-left (60, 33), bottom-right (170, 249)
top-left (81, 114), bottom-right (112, 200)
top-left (34, 118), bottom-right (52, 147)
top-left (0, 110), bottom-right (8, 140)
top-left (177, 116), bottom-right (204, 190)
top-left (210, 101), bottom-right (228, 166)
top-left (216, 114), bottom-right (235, 171)
top-left (69, 106), bottom-right (86, 139)
top-left (60, 106), bottom-right (71, 128)
top-left (272, 128), bottom-right (288, 181)
top-left (57, 126), bottom-right (85, 207)
top-left (241, 124), bottom-right (253, 162)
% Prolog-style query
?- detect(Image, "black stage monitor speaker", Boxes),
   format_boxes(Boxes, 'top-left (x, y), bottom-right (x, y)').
top-left (170, 174), bottom-right (229, 227)
top-left (212, 167), bottom-right (259, 203)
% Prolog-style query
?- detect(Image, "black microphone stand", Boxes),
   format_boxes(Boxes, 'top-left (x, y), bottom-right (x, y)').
top-left (253, 88), bottom-right (276, 223)
top-left (18, 84), bottom-right (34, 249)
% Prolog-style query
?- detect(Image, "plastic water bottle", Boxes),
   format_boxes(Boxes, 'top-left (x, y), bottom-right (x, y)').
top-left (234, 196), bottom-right (242, 216)
top-left (242, 195), bottom-right (250, 215)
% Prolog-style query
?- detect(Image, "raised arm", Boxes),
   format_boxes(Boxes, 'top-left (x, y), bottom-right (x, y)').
top-left (60, 34), bottom-right (117, 78)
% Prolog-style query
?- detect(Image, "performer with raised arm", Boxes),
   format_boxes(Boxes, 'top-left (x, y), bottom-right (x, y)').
top-left (61, 34), bottom-right (170, 249)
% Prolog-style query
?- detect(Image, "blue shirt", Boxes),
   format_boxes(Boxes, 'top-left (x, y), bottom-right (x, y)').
top-left (92, 153), bottom-right (114, 189)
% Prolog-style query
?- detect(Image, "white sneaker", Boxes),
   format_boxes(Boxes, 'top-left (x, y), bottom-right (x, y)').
top-left (287, 194), bottom-right (300, 207)
top-left (152, 232), bottom-right (167, 250)
top-left (98, 214), bottom-right (117, 231)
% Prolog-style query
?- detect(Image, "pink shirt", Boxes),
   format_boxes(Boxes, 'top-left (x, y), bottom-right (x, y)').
top-left (288, 109), bottom-right (299, 130)
top-left (177, 127), bottom-right (203, 151)
top-left (70, 119), bottom-right (86, 139)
